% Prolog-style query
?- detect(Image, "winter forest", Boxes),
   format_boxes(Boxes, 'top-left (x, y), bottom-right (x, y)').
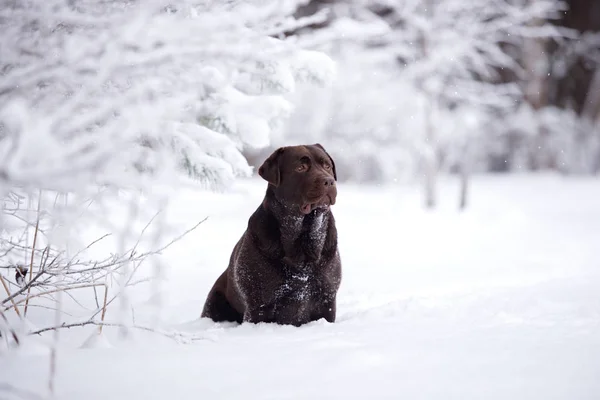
top-left (1, 0), bottom-right (599, 399)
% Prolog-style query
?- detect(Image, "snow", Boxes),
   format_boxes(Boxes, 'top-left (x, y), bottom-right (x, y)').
top-left (0, 1), bottom-right (336, 195)
top-left (2, 174), bottom-right (600, 399)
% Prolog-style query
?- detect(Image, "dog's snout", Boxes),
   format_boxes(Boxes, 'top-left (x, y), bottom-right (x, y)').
top-left (323, 177), bottom-right (335, 187)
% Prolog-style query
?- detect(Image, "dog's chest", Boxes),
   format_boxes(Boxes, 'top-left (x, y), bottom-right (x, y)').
top-left (307, 212), bottom-right (326, 240)
top-left (282, 210), bottom-right (327, 238)
top-left (275, 263), bottom-right (325, 303)
top-left (285, 268), bottom-right (311, 301)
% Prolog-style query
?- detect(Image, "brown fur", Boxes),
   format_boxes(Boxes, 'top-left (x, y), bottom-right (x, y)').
top-left (201, 144), bottom-right (341, 326)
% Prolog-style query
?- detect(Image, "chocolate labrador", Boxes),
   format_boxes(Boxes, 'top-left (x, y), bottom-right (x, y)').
top-left (201, 144), bottom-right (341, 326)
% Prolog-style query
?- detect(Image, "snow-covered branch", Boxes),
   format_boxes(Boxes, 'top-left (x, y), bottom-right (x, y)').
top-left (0, 0), bottom-right (335, 193)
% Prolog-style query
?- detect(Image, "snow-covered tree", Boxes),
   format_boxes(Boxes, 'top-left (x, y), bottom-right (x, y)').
top-left (0, 0), bottom-right (335, 352)
top-left (277, 0), bottom-right (569, 207)
top-left (269, 5), bottom-right (412, 183)
top-left (0, 0), bottom-right (335, 193)
top-left (520, 29), bottom-right (600, 174)
top-left (372, 0), bottom-right (568, 208)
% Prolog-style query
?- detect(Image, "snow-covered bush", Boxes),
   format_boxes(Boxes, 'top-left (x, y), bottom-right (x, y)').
top-left (0, 0), bottom-right (334, 356)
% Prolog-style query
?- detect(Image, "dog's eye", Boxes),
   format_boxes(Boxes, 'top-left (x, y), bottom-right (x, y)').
top-left (296, 164), bottom-right (307, 172)
top-left (323, 163), bottom-right (331, 170)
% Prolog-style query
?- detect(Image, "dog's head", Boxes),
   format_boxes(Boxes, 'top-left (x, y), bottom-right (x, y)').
top-left (258, 144), bottom-right (337, 214)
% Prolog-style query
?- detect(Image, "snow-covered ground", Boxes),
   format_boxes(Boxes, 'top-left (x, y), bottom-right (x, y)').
top-left (2, 174), bottom-right (600, 400)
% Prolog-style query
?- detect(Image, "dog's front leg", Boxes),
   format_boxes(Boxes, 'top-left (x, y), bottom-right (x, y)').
top-left (310, 294), bottom-right (337, 323)
top-left (320, 297), bottom-right (336, 323)
top-left (243, 304), bottom-right (272, 324)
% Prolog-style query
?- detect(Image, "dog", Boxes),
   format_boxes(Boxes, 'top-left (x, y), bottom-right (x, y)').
top-left (201, 144), bottom-right (341, 326)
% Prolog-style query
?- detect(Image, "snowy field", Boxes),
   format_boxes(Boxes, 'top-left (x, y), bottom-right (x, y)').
top-left (2, 174), bottom-right (600, 400)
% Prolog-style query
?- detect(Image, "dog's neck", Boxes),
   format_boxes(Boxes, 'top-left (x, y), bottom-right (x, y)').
top-left (263, 186), bottom-right (330, 264)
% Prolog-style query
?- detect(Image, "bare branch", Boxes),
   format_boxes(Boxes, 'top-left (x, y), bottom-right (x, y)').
top-left (24, 190), bottom-right (43, 316)
top-left (5, 283), bottom-right (106, 311)
top-left (0, 275), bottom-right (21, 317)
top-left (0, 307), bottom-right (20, 345)
top-left (154, 217), bottom-right (208, 254)
top-left (30, 319), bottom-right (214, 344)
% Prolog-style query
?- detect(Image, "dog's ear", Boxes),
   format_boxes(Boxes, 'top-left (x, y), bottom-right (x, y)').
top-left (314, 143), bottom-right (337, 181)
top-left (258, 147), bottom-right (284, 186)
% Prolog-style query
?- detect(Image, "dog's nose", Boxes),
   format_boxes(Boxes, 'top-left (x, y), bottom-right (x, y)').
top-left (323, 177), bottom-right (335, 187)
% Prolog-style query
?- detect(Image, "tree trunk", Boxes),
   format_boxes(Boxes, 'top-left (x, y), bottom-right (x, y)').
top-left (423, 96), bottom-right (436, 209)
top-left (424, 153), bottom-right (436, 209)
top-left (582, 67), bottom-right (600, 123)
top-left (523, 5), bottom-right (552, 170)
top-left (420, 5), bottom-right (437, 209)
top-left (458, 163), bottom-right (469, 211)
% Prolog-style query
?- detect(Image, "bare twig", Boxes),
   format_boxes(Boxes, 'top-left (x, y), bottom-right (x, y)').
top-left (0, 275), bottom-right (21, 318)
top-left (2, 214), bottom-right (208, 354)
top-left (5, 283), bottom-right (106, 311)
top-left (0, 308), bottom-right (20, 345)
top-left (92, 285), bottom-right (100, 309)
top-left (23, 304), bottom-right (75, 317)
top-left (89, 263), bottom-right (142, 320)
top-left (2, 266), bottom-right (50, 306)
top-left (154, 217), bottom-right (208, 254)
top-left (98, 284), bottom-right (109, 334)
top-left (131, 211), bottom-right (160, 257)
top-left (24, 190), bottom-right (43, 317)
top-left (30, 319), bottom-right (213, 344)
